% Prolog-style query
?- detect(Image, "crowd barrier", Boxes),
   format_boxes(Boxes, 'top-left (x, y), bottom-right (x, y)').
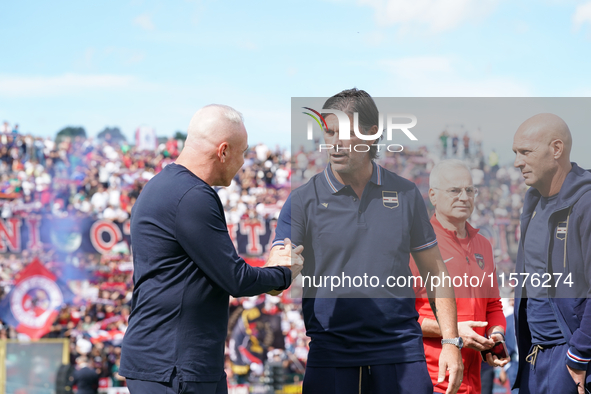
top-left (0, 339), bottom-right (68, 394)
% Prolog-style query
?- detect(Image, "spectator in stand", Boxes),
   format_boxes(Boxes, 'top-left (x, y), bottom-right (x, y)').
top-left (452, 134), bottom-right (459, 157)
top-left (1, 121), bottom-right (10, 134)
top-left (440, 130), bottom-right (450, 157)
top-left (463, 132), bottom-right (470, 158)
top-left (73, 355), bottom-right (99, 394)
top-left (488, 150), bottom-right (499, 177)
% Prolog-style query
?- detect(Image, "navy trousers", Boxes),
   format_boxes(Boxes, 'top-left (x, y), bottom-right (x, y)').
top-left (518, 343), bottom-right (590, 394)
top-left (302, 361), bottom-right (433, 394)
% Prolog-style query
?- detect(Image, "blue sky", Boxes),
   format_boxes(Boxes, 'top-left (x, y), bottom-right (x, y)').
top-left (1, 0), bottom-right (591, 165)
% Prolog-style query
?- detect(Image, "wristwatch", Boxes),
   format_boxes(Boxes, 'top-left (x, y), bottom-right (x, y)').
top-left (441, 337), bottom-right (464, 349)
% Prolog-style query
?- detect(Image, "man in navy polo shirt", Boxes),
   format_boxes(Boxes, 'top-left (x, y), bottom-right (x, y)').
top-left (120, 104), bottom-right (304, 394)
top-left (271, 90), bottom-right (463, 394)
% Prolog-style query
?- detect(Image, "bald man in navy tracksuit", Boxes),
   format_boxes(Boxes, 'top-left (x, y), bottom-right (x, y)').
top-left (512, 113), bottom-right (591, 394)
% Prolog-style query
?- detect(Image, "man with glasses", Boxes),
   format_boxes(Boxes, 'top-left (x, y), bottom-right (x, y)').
top-left (271, 89), bottom-right (463, 394)
top-left (512, 113), bottom-right (591, 394)
top-left (411, 159), bottom-right (508, 394)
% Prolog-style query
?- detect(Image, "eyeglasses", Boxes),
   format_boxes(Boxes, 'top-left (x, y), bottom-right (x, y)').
top-left (434, 187), bottom-right (479, 198)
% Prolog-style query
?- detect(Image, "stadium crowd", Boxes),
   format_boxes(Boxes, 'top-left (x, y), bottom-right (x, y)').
top-left (1, 121), bottom-right (524, 390)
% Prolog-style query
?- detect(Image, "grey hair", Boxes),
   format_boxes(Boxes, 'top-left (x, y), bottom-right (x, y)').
top-left (429, 159), bottom-right (472, 189)
top-left (202, 104), bottom-right (244, 124)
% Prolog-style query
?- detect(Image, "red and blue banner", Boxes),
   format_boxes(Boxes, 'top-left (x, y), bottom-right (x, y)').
top-left (0, 258), bottom-right (74, 339)
top-left (0, 215), bottom-right (277, 257)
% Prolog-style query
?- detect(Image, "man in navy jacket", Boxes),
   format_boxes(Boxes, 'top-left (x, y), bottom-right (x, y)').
top-left (512, 113), bottom-right (591, 394)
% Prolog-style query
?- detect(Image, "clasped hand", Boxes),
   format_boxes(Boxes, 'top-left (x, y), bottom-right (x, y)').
top-left (265, 239), bottom-right (304, 295)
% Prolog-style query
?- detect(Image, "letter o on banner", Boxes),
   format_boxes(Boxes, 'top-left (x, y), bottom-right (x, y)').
top-left (90, 220), bottom-right (123, 254)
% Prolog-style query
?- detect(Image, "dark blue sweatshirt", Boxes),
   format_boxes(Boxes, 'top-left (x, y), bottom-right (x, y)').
top-left (120, 164), bottom-right (290, 382)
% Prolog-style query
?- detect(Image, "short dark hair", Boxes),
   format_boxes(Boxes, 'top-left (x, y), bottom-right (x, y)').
top-left (322, 88), bottom-right (382, 160)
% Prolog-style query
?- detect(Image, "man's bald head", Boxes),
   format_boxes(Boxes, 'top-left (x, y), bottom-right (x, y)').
top-left (186, 104), bottom-right (245, 149)
top-left (514, 113), bottom-right (572, 160)
top-left (512, 113), bottom-right (573, 196)
top-left (177, 104), bottom-right (248, 187)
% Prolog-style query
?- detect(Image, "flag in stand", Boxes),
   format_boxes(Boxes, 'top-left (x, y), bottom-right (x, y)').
top-left (135, 126), bottom-right (157, 151)
top-left (86, 328), bottom-right (125, 345)
top-left (0, 258), bottom-right (74, 339)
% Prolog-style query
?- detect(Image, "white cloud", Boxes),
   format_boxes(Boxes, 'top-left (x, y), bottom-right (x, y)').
top-left (573, 1), bottom-right (591, 29)
top-left (126, 52), bottom-right (146, 64)
top-left (238, 40), bottom-right (258, 51)
top-left (75, 47), bottom-right (145, 69)
top-left (363, 31), bottom-right (386, 46)
top-left (83, 48), bottom-right (95, 68)
top-left (378, 56), bottom-right (531, 96)
top-left (104, 47), bottom-right (146, 65)
top-left (358, 0), bottom-right (499, 32)
top-left (0, 74), bottom-right (137, 98)
top-left (133, 13), bottom-right (155, 30)
top-left (380, 56), bottom-right (453, 76)
top-left (514, 20), bottom-right (529, 34)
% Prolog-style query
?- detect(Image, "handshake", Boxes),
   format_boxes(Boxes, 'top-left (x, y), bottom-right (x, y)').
top-left (264, 238), bottom-right (304, 295)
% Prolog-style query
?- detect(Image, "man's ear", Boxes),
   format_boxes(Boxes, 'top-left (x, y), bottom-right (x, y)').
top-left (428, 188), bottom-right (437, 207)
top-left (217, 142), bottom-right (229, 163)
top-left (367, 124), bottom-right (381, 142)
top-left (551, 139), bottom-right (564, 160)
